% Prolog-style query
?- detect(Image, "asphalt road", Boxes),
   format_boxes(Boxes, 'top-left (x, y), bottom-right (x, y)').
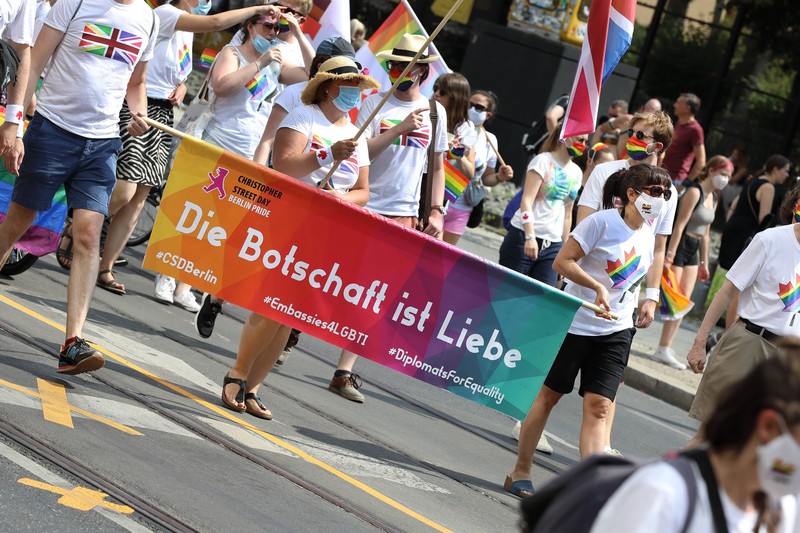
top-left (0, 227), bottom-right (698, 532)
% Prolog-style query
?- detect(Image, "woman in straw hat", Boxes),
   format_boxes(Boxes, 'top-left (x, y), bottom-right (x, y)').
top-left (219, 57), bottom-right (379, 418)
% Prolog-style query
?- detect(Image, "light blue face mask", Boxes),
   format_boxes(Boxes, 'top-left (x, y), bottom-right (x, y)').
top-left (332, 86), bottom-right (361, 112)
top-left (191, 0), bottom-right (211, 15)
top-left (252, 35), bottom-right (277, 55)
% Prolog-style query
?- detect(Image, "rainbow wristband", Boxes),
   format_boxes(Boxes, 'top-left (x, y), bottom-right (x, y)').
top-left (520, 210), bottom-right (534, 225)
top-left (315, 147), bottom-right (333, 167)
top-left (645, 288), bottom-right (660, 302)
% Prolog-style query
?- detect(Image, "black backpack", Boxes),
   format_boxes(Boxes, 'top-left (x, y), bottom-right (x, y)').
top-left (520, 448), bottom-right (729, 533)
top-left (521, 95), bottom-right (568, 155)
top-left (0, 40), bottom-right (19, 91)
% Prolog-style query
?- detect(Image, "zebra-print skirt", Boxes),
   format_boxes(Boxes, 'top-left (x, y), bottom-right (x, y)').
top-left (117, 99), bottom-right (174, 187)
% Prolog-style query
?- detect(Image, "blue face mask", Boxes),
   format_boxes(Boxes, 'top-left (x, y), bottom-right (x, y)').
top-left (252, 35), bottom-right (277, 55)
top-left (332, 86), bottom-right (362, 112)
top-left (191, 0), bottom-right (211, 15)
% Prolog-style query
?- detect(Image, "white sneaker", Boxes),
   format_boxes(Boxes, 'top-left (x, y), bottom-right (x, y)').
top-left (174, 290), bottom-right (201, 312)
top-left (651, 346), bottom-right (687, 370)
top-left (604, 446), bottom-right (623, 457)
top-left (512, 420), bottom-right (521, 440)
top-left (154, 274), bottom-right (176, 304)
top-left (511, 420), bottom-right (554, 454)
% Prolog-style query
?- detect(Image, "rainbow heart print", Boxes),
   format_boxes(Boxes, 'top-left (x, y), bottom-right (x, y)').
top-left (779, 273), bottom-right (800, 313)
top-left (605, 247), bottom-right (647, 290)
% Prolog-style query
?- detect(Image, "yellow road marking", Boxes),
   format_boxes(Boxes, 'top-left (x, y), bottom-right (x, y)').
top-left (18, 478), bottom-right (134, 514)
top-left (0, 293), bottom-right (453, 532)
top-left (37, 379), bottom-right (73, 428)
top-left (0, 377), bottom-right (142, 436)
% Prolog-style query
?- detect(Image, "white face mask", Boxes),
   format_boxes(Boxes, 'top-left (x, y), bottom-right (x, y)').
top-left (711, 174), bottom-right (729, 190)
top-left (468, 107), bottom-right (487, 127)
top-left (757, 416), bottom-right (800, 501)
top-left (634, 192), bottom-right (665, 223)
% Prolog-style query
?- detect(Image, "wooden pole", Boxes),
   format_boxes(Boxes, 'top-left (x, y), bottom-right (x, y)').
top-left (140, 116), bottom-right (187, 139)
top-left (579, 301), bottom-right (618, 320)
top-left (482, 126), bottom-right (506, 167)
top-left (316, 0), bottom-right (465, 190)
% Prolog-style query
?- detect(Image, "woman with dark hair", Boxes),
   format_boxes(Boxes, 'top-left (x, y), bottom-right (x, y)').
top-left (219, 57), bottom-right (379, 418)
top-left (498, 121), bottom-right (585, 288)
top-left (585, 342), bottom-right (800, 532)
top-left (686, 182), bottom-right (800, 447)
top-left (504, 165), bottom-right (670, 498)
top-left (442, 89), bottom-right (514, 244)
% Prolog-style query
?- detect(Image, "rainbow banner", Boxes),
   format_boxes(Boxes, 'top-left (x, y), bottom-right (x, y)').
top-left (444, 160), bottom-right (469, 203)
top-left (354, 0), bottom-right (451, 98)
top-left (143, 136), bottom-right (582, 420)
top-left (198, 48), bottom-right (217, 70)
top-left (0, 110), bottom-right (67, 256)
top-left (659, 268), bottom-right (694, 321)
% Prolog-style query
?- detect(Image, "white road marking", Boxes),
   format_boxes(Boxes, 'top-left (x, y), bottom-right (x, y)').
top-left (542, 431), bottom-right (579, 452)
top-left (0, 440), bottom-right (151, 531)
top-left (625, 408), bottom-right (695, 439)
top-left (196, 416), bottom-right (296, 457)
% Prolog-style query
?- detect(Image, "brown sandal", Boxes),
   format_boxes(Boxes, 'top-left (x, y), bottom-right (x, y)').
top-left (56, 224), bottom-right (73, 270)
top-left (96, 269), bottom-right (126, 295)
top-left (244, 393), bottom-right (273, 420)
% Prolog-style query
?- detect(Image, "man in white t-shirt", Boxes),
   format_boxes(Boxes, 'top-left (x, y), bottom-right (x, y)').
top-left (0, 0), bottom-right (35, 176)
top-left (574, 110), bottom-right (676, 455)
top-left (325, 33), bottom-right (449, 403)
top-left (0, 0), bottom-right (157, 375)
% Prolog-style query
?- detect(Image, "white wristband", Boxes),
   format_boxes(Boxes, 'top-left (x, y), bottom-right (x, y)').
top-left (645, 288), bottom-right (660, 302)
top-left (315, 147), bottom-right (333, 167)
top-left (4, 105), bottom-right (23, 125)
top-left (520, 210), bottom-right (534, 225)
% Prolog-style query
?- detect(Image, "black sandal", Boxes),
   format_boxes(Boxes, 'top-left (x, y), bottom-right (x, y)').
top-left (96, 269), bottom-right (126, 295)
top-left (221, 374), bottom-right (246, 413)
top-left (244, 393), bottom-right (273, 420)
top-left (56, 224), bottom-right (73, 270)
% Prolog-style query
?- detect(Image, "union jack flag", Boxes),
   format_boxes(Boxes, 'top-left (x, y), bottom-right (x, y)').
top-left (379, 120), bottom-right (430, 149)
top-left (339, 153), bottom-right (359, 176)
top-left (79, 23), bottom-right (143, 66)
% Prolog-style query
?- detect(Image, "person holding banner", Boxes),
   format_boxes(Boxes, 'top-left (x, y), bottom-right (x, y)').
top-left (325, 34), bottom-right (449, 403)
top-left (505, 164), bottom-right (669, 498)
top-left (93, 0), bottom-right (282, 303)
top-left (498, 121), bottom-right (584, 288)
top-left (220, 56), bottom-right (379, 417)
top-left (0, 0), bottom-right (156, 374)
top-left (650, 156), bottom-right (733, 367)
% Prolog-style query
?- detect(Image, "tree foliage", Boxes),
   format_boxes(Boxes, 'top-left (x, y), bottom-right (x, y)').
top-left (732, 0), bottom-right (800, 70)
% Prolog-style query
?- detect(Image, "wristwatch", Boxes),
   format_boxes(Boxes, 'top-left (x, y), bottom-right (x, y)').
top-left (431, 205), bottom-right (446, 215)
top-left (524, 234), bottom-right (535, 241)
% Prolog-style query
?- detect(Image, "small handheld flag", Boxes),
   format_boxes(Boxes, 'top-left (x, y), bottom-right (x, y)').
top-left (198, 49), bottom-right (218, 70)
top-left (443, 160), bottom-right (469, 203)
top-left (659, 268), bottom-right (695, 321)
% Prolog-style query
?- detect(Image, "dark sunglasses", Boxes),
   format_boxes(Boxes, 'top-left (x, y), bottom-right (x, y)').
top-left (433, 84), bottom-right (447, 96)
top-left (469, 103), bottom-right (487, 113)
top-left (625, 128), bottom-right (655, 141)
top-left (258, 20), bottom-right (281, 32)
top-left (278, 6), bottom-right (303, 17)
top-left (638, 185), bottom-right (672, 201)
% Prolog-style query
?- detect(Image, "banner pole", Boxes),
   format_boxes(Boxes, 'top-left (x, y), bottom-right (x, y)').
top-left (141, 116), bottom-right (188, 140)
top-left (579, 301), bottom-right (619, 320)
top-left (316, 0), bottom-right (465, 190)
top-left (482, 126), bottom-right (506, 167)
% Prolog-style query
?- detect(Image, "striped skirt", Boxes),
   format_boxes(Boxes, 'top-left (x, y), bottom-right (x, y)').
top-left (117, 99), bottom-right (174, 187)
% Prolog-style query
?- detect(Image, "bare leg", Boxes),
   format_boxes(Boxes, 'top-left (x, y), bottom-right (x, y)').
top-left (224, 313), bottom-right (285, 407)
top-left (603, 400), bottom-right (616, 448)
top-left (510, 385), bottom-right (563, 481)
top-left (245, 324), bottom-right (292, 393)
top-left (0, 202), bottom-right (37, 269)
top-left (580, 392), bottom-right (612, 458)
top-left (65, 209), bottom-right (105, 340)
top-left (442, 231), bottom-right (461, 245)
top-left (99, 182), bottom-right (150, 273)
top-left (337, 349), bottom-right (359, 373)
top-left (174, 281), bottom-right (192, 296)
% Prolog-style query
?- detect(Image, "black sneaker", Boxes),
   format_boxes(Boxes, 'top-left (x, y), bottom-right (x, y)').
top-left (58, 338), bottom-right (105, 375)
top-left (194, 293), bottom-right (222, 339)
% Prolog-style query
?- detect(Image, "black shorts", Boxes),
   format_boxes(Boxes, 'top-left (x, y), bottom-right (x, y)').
top-left (673, 234), bottom-right (701, 267)
top-left (544, 328), bottom-right (636, 401)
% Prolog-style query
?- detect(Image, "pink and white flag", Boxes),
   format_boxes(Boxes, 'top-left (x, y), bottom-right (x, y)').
top-left (302, 0), bottom-right (350, 48)
top-left (560, 0), bottom-right (636, 140)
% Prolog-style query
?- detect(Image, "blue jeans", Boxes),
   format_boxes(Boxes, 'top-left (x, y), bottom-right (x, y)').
top-left (499, 227), bottom-right (563, 287)
top-left (12, 114), bottom-right (122, 215)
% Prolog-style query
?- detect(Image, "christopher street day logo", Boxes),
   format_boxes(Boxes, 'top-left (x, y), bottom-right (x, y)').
top-left (203, 167), bottom-right (229, 199)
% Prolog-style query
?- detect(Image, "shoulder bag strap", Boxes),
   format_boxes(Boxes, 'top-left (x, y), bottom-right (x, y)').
top-left (421, 97), bottom-right (438, 228)
top-left (668, 457), bottom-right (699, 533)
top-left (745, 180), bottom-right (759, 222)
top-left (683, 448), bottom-right (729, 533)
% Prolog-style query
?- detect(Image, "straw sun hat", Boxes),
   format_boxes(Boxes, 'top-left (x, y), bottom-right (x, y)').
top-left (375, 33), bottom-right (439, 64)
top-left (301, 56), bottom-right (380, 105)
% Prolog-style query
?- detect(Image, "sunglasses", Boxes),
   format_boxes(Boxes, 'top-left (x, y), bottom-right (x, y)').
top-left (433, 84), bottom-right (447, 96)
top-left (638, 185), bottom-right (672, 201)
top-left (258, 20), bottom-right (281, 32)
top-left (625, 129), bottom-right (655, 141)
top-left (278, 5), bottom-right (303, 17)
top-left (469, 103), bottom-right (487, 113)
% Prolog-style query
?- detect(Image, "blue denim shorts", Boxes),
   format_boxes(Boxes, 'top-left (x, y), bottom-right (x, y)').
top-left (12, 114), bottom-right (122, 215)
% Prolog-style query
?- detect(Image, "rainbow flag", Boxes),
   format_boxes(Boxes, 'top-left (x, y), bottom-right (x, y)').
top-left (605, 247), bottom-right (647, 290)
top-left (659, 268), bottom-right (694, 321)
top-left (245, 73), bottom-right (275, 101)
top-left (198, 48), bottom-right (217, 70)
top-left (444, 160), bottom-right (469, 203)
top-left (0, 109), bottom-right (68, 256)
top-left (778, 273), bottom-right (800, 313)
top-left (144, 0), bottom-right (157, 8)
top-left (178, 44), bottom-right (191, 78)
top-left (354, 0), bottom-right (450, 98)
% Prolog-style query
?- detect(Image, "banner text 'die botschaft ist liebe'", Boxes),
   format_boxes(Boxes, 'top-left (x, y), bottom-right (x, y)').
top-left (143, 137), bottom-right (581, 420)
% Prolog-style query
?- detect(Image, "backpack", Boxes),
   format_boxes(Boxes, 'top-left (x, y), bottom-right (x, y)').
top-left (521, 95), bottom-right (568, 155)
top-left (503, 189), bottom-right (523, 230)
top-left (520, 448), bottom-right (728, 533)
top-left (0, 40), bottom-right (19, 91)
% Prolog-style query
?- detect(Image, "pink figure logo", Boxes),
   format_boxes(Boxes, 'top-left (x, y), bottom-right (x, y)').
top-left (203, 167), bottom-right (229, 199)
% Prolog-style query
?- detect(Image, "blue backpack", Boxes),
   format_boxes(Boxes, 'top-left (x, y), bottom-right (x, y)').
top-left (503, 189), bottom-right (523, 230)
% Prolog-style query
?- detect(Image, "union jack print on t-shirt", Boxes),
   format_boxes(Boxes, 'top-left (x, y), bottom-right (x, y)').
top-left (79, 23), bottom-right (143, 66)
top-left (379, 120), bottom-right (430, 149)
